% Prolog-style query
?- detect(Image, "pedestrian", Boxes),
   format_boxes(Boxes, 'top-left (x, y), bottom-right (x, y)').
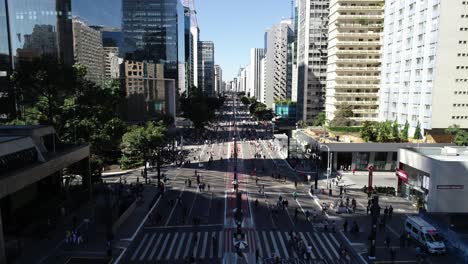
top-left (390, 247), bottom-right (396, 263)
top-left (352, 168), bottom-right (356, 175)
top-left (294, 208), bottom-right (298, 221)
top-left (385, 233), bottom-right (391, 248)
top-left (343, 219), bottom-right (349, 232)
top-left (384, 206), bottom-right (389, 216)
top-left (255, 248), bottom-right (260, 263)
top-left (389, 205), bottom-right (394, 220)
top-left (329, 188), bottom-right (332, 196)
top-left (208, 184), bottom-right (211, 191)
top-left (294, 181), bottom-right (297, 189)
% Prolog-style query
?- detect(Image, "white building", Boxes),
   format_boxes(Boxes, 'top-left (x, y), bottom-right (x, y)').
top-left (325, 0), bottom-right (384, 123)
top-left (214, 65), bottom-right (222, 93)
top-left (103, 47), bottom-right (122, 79)
top-left (264, 20), bottom-right (294, 108)
top-left (249, 48), bottom-right (265, 100)
top-left (296, 0), bottom-right (329, 122)
top-left (260, 57), bottom-right (266, 103)
top-left (380, 0), bottom-right (468, 136)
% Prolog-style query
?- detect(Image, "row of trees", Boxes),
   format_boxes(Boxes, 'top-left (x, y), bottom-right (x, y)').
top-left (249, 101), bottom-right (274, 121)
top-left (446, 125), bottom-right (468, 146)
top-left (360, 120), bottom-right (413, 142)
top-left (180, 87), bottom-right (225, 131)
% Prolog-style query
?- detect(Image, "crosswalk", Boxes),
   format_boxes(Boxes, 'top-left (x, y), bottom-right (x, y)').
top-left (255, 230), bottom-right (343, 262)
top-left (126, 229), bottom-right (343, 263)
top-left (127, 230), bottom-right (223, 262)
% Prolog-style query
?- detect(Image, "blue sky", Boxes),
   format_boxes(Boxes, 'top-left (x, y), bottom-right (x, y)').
top-left (72, 0), bottom-right (292, 81)
top-left (196, 0), bottom-right (292, 80)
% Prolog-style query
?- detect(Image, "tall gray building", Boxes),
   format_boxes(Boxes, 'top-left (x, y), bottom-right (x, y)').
top-left (198, 41), bottom-right (215, 95)
top-left (72, 18), bottom-right (104, 85)
top-left (264, 20), bottom-right (294, 108)
top-left (214, 64), bottom-right (222, 94)
top-left (296, 0), bottom-right (329, 122)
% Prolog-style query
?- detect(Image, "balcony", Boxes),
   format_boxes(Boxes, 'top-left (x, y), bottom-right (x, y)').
top-left (341, 100), bottom-right (379, 105)
top-left (335, 92), bottom-right (379, 97)
top-left (335, 66), bottom-right (381, 72)
top-left (337, 15), bottom-right (384, 21)
top-left (336, 41), bottom-right (381, 47)
top-left (352, 109), bottom-right (379, 114)
top-left (335, 84), bottom-right (380, 89)
top-left (336, 50), bottom-right (380, 55)
top-left (337, 5), bottom-right (384, 12)
top-left (336, 23), bottom-right (383, 29)
top-left (336, 32), bottom-right (381, 38)
top-left (336, 58), bottom-right (381, 64)
top-left (335, 75), bottom-right (380, 81)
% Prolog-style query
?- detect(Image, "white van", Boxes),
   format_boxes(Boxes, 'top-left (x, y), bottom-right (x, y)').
top-left (405, 216), bottom-right (446, 254)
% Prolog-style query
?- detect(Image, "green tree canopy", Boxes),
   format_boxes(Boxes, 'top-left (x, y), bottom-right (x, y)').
top-left (313, 112), bottom-right (326, 126)
top-left (330, 103), bottom-right (356, 127)
top-left (413, 121), bottom-right (422, 139)
top-left (401, 121), bottom-right (409, 141)
top-left (445, 125), bottom-right (468, 146)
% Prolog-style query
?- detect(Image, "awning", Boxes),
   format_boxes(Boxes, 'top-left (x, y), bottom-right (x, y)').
top-left (396, 169), bottom-right (409, 183)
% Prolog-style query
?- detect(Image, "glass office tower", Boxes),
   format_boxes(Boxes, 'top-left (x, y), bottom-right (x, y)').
top-left (122, 0), bottom-right (185, 91)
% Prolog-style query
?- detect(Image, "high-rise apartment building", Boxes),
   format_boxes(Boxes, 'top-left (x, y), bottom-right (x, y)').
top-left (264, 20), bottom-right (294, 108)
top-left (122, 0), bottom-right (185, 93)
top-left (0, 0), bottom-right (73, 119)
top-left (214, 65), bottom-right (222, 94)
top-left (184, 6), bottom-right (194, 91)
top-left (380, 0), bottom-right (468, 135)
top-left (297, 0), bottom-right (329, 122)
top-left (198, 41), bottom-right (215, 95)
top-left (103, 47), bottom-right (122, 79)
top-left (249, 48), bottom-right (265, 100)
top-left (325, 0), bottom-right (384, 123)
top-left (72, 18), bottom-right (104, 84)
top-left (260, 57), bottom-right (266, 103)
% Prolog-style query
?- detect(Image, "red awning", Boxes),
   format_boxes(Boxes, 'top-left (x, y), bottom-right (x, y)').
top-left (396, 169), bottom-right (408, 183)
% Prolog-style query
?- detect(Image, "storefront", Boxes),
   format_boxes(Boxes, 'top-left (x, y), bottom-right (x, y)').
top-left (397, 146), bottom-right (468, 213)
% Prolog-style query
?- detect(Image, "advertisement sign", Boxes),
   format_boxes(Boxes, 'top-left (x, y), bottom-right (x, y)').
top-left (396, 169), bottom-right (408, 183)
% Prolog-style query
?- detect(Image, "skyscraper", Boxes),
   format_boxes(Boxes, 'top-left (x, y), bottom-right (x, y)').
top-left (380, 0), bottom-right (468, 135)
top-left (122, 0), bottom-right (185, 92)
top-left (0, 0), bottom-right (73, 120)
top-left (214, 64), bottom-right (222, 94)
top-left (72, 18), bottom-right (104, 84)
top-left (296, 0), bottom-right (329, 122)
top-left (249, 48), bottom-right (265, 100)
top-left (325, 0), bottom-right (384, 123)
top-left (198, 41), bottom-right (215, 95)
top-left (264, 20), bottom-right (294, 108)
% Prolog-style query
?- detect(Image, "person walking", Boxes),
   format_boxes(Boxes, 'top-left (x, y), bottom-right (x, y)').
top-left (385, 233), bottom-right (391, 248)
top-left (343, 219), bottom-right (349, 232)
top-left (389, 205), bottom-right (394, 220)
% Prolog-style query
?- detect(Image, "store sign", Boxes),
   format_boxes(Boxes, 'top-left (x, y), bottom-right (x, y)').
top-left (396, 169), bottom-right (408, 183)
top-left (436, 185), bottom-right (464, 190)
top-left (422, 175), bottom-right (430, 190)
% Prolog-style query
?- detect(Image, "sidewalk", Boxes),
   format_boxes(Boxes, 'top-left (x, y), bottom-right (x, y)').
top-left (12, 185), bottom-right (160, 264)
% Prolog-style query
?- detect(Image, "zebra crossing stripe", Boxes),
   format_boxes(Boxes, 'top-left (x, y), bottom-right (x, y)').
top-left (183, 233), bottom-right (194, 258)
top-left (276, 232), bottom-right (290, 259)
top-left (298, 232), bottom-right (315, 259)
top-left (322, 233), bottom-right (340, 259)
top-left (218, 231), bottom-right (223, 257)
top-left (148, 232), bottom-right (164, 260)
top-left (201, 232), bottom-right (208, 258)
top-left (210, 231), bottom-right (216, 258)
top-left (314, 233), bottom-right (333, 260)
top-left (269, 231), bottom-right (280, 256)
top-left (139, 233), bottom-right (156, 260)
top-left (285, 232), bottom-right (298, 258)
top-left (130, 233), bottom-right (148, 261)
top-left (329, 233), bottom-right (340, 247)
top-left (256, 231), bottom-right (264, 257)
top-left (305, 232), bottom-right (323, 259)
top-left (193, 232), bottom-right (201, 257)
top-left (157, 233), bottom-right (172, 260)
top-left (174, 232), bottom-right (186, 259)
top-left (165, 233), bottom-right (179, 260)
top-left (261, 231), bottom-right (271, 256)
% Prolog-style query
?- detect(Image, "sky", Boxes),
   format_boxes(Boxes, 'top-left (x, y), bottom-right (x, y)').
top-left (72, 0), bottom-right (292, 81)
top-left (196, 0), bottom-right (292, 80)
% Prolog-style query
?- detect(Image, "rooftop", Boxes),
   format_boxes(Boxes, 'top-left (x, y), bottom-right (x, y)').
top-left (412, 146), bottom-right (468, 162)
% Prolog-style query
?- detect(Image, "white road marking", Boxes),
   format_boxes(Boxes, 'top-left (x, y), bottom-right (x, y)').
top-left (139, 233), bottom-right (155, 260)
top-left (183, 233), bottom-right (194, 258)
top-left (314, 232), bottom-right (333, 260)
top-left (192, 232), bottom-right (201, 257)
top-left (269, 231), bottom-right (280, 256)
top-left (148, 233), bottom-right (164, 260)
top-left (218, 230), bottom-right (223, 258)
top-left (322, 233), bottom-right (340, 258)
top-left (262, 231), bottom-right (272, 256)
top-left (256, 231), bottom-right (264, 257)
top-left (306, 232), bottom-right (323, 259)
top-left (165, 232), bottom-right (179, 260)
top-left (201, 232), bottom-right (208, 258)
top-left (157, 233), bottom-right (171, 260)
top-left (298, 232), bottom-right (315, 259)
top-left (276, 231), bottom-right (290, 259)
top-left (130, 233), bottom-right (148, 261)
top-left (174, 232), bottom-right (186, 259)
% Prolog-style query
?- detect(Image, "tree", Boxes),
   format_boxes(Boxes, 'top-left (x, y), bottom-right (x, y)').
top-left (445, 125), bottom-right (468, 146)
top-left (413, 121), bottom-right (422, 139)
top-left (361, 121), bottom-right (377, 142)
top-left (376, 121), bottom-right (392, 142)
top-left (313, 112), bottom-right (326, 126)
top-left (179, 87), bottom-right (224, 131)
top-left (121, 122), bottom-right (167, 182)
top-left (401, 121), bottom-right (409, 141)
top-left (391, 120), bottom-right (400, 141)
top-left (330, 104), bottom-right (356, 127)
top-left (241, 96), bottom-right (251, 106)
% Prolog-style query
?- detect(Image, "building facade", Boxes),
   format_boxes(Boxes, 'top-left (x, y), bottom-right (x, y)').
top-left (122, 0), bottom-right (185, 93)
top-left (72, 18), bottom-right (104, 84)
top-left (103, 47), bottom-right (122, 79)
top-left (0, 0), bottom-right (73, 120)
top-left (214, 64), bottom-right (222, 94)
top-left (380, 0), bottom-right (468, 136)
top-left (264, 20), bottom-right (294, 108)
top-left (297, 0), bottom-right (329, 122)
top-left (198, 41), bottom-right (215, 95)
top-left (249, 48), bottom-right (265, 100)
top-left (325, 0), bottom-right (384, 123)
